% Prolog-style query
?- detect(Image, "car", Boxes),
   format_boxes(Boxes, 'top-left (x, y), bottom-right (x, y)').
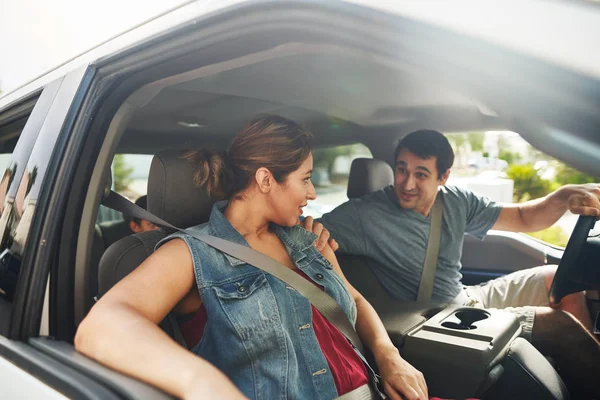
top-left (467, 156), bottom-right (509, 171)
top-left (0, 1), bottom-right (599, 399)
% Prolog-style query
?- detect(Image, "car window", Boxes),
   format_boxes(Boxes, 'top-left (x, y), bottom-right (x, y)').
top-left (97, 154), bottom-right (154, 224)
top-left (447, 131), bottom-right (600, 248)
top-left (0, 95), bottom-right (47, 335)
top-left (304, 144), bottom-right (372, 218)
top-left (0, 75), bottom-right (88, 336)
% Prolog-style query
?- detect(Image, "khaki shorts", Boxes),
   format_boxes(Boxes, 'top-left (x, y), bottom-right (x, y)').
top-left (460, 265), bottom-right (555, 342)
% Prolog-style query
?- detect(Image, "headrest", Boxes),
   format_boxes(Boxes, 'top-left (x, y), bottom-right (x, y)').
top-left (347, 158), bottom-right (394, 199)
top-left (147, 150), bottom-right (218, 228)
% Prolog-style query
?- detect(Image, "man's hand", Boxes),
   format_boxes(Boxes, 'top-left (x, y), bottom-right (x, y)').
top-left (374, 345), bottom-right (428, 400)
top-left (562, 183), bottom-right (600, 218)
top-left (300, 216), bottom-right (339, 252)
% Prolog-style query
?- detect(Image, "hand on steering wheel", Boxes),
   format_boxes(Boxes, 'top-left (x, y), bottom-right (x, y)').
top-left (549, 215), bottom-right (597, 305)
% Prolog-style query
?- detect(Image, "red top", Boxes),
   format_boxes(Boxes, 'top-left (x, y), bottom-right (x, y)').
top-left (178, 269), bottom-right (369, 395)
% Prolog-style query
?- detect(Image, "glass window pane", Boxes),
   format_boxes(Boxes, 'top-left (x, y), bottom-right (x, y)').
top-left (306, 143), bottom-right (372, 218)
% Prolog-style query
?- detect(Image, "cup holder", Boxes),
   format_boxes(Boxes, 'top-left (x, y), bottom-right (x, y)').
top-left (441, 309), bottom-right (490, 330)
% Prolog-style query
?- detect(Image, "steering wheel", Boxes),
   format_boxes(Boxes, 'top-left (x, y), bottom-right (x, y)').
top-left (549, 215), bottom-right (597, 305)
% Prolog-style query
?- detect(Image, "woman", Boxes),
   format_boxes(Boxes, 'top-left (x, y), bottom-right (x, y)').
top-left (75, 115), bottom-right (428, 400)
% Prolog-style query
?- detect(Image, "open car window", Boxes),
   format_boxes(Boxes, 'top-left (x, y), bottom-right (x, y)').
top-left (96, 154), bottom-right (154, 224)
top-left (447, 131), bottom-right (600, 248)
top-left (305, 143), bottom-right (372, 218)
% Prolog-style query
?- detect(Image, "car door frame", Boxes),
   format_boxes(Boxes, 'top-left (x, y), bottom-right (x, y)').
top-left (2, 0), bottom-right (597, 397)
top-left (0, 67), bottom-right (131, 399)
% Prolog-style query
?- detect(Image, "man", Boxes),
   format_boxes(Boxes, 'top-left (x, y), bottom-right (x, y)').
top-left (306, 129), bottom-right (600, 394)
top-left (126, 195), bottom-right (157, 233)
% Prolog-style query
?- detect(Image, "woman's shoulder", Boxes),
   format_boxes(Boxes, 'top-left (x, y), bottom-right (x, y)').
top-left (274, 223), bottom-right (318, 252)
top-left (156, 223), bottom-right (212, 253)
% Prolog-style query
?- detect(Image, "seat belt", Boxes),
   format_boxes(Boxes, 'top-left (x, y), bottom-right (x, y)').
top-left (416, 192), bottom-right (443, 302)
top-left (102, 191), bottom-right (382, 399)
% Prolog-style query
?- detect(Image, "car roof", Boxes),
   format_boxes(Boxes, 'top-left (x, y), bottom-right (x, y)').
top-left (2, 0), bottom-right (600, 111)
top-left (350, 0), bottom-right (600, 80)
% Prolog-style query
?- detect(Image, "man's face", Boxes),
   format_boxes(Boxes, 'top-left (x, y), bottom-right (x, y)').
top-left (394, 148), bottom-right (449, 215)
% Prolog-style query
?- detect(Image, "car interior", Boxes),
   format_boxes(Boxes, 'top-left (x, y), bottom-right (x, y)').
top-left (2, 4), bottom-right (599, 398)
top-left (67, 43), bottom-right (598, 398)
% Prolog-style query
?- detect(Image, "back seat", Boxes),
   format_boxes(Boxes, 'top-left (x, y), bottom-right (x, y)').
top-left (88, 178), bottom-right (133, 311)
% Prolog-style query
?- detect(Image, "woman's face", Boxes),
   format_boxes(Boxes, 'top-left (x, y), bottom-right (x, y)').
top-left (269, 153), bottom-right (316, 227)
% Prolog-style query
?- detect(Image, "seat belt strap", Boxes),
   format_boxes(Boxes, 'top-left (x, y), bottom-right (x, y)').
top-left (166, 314), bottom-right (187, 348)
top-left (336, 383), bottom-right (379, 400)
top-left (416, 192), bottom-right (443, 302)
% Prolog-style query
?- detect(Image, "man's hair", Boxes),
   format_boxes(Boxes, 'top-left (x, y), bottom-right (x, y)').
top-left (394, 129), bottom-right (454, 179)
top-left (125, 195), bottom-right (147, 225)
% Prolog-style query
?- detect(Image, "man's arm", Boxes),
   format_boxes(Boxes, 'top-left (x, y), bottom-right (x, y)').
top-left (492, 183), bottom-right (600, 232)
top-left (301, 200), bottom-right (368, 256)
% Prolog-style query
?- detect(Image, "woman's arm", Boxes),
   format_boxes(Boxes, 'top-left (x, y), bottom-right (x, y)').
top-left (320, 245), bottom-right (428, 400)
top-left (75, 239), bottom-right (246, 400)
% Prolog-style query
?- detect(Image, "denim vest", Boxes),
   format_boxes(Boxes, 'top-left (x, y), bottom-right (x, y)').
top-left (159, 201), bottom-right (358, 400)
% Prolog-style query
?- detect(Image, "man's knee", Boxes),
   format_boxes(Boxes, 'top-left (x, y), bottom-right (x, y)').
top-left (537, 264), bottom-right (558, 293)
top-left (532, 307), bottom-right (591, 347)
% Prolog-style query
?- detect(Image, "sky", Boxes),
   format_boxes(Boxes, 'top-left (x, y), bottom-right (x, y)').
top-left (0, 0), bottom-right (186, 94)
top-left (2, 0), bottom-right (600, 96)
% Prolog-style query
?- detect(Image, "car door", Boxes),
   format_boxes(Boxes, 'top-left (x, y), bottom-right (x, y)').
top-left (0, 67), bottom-right (174, 399)
top-left (0, 69), bottom-right (119, 398)
top-left (459, 231), bottom-right (562, 285)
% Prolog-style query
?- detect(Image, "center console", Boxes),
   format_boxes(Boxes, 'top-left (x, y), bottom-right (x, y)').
top-left (368, 299), bottom-right (568, 399)
top-left (401, 306), bottom-right (521, 398)
top-left (339, 256), bottom-right (568, 399)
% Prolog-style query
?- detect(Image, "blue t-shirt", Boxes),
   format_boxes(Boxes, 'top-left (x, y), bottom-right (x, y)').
top-left (319, 185), bottom-right (502, 302)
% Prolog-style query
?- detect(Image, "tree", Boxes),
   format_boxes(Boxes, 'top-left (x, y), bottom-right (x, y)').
top-left (312, 146), bottom-right (353, 171)
top-left (506, 164), bottom-right (553, 202)
top-left (112, 154), bottom-right (134, 192)
top-left (467, 132), bottom-right (485, 152)
top-left (447, 133), bottom-right (468, 153)
top-left (527, 147), bottom-right (546, 163)
top-left (498, 150), bottom-right (519, 165)
top-left (497, 134), bottom-right (509, 152)
top-left (312, 144), bottom-right (368, 174)
top-left (554, 162), bottom-right (598, 185)
top-left (526, 226), bottom-right (569, 247)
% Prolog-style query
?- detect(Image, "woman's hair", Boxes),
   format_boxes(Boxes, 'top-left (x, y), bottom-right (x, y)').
top-left (184, 115), bottom-right (313, 198)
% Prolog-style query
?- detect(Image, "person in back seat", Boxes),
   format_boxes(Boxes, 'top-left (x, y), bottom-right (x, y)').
top-left (75, 115), bottom-right (430, 400)
top-left (308, 129), bottom-right (600, 396)
top-left (125, 195), bottom-right (158, 233)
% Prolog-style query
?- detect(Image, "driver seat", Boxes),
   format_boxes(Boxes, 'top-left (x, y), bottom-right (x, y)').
top-left (340, 158), bottom-right (569, 400)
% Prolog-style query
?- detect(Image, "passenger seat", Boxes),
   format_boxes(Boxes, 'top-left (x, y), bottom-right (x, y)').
top-left (97, 150), bottom-right (222, 344)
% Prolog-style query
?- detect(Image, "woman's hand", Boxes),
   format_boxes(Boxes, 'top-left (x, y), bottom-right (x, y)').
top-left (374, 344), bottom-right (428, 400)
